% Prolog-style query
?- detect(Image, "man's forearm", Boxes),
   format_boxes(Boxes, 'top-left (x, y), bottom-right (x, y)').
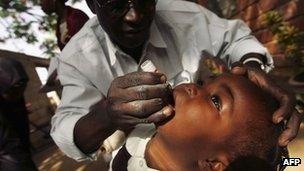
top-left (74, 99), bottom-right (116, 154)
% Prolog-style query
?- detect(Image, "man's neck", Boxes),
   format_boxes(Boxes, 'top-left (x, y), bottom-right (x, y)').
top-left (145, 134), bottom-right (193, 170)
top-left (120, 45), bottom-right (144, 63)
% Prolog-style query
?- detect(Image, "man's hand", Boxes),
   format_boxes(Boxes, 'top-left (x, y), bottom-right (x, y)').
top-left (231, 65), bottom-right (301, 146)
top-left (106, 72), bottom-right (174, 130)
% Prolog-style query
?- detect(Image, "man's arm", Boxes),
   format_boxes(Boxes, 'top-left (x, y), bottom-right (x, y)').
top-left (73, 99), bottom-right (116, 154)
top-left (51, 61), bottom-right (107, 161)
top-left (52, 61), bottom-right (173, 160)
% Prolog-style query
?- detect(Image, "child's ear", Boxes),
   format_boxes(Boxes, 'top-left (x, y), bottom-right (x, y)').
top-left (198, 154), bottom-right (230, 171)
top-left (198, 160), bottom-right (227, 171)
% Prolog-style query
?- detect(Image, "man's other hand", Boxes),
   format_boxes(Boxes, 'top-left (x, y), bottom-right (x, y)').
top-left (231, 65), bottom-right (300, 147)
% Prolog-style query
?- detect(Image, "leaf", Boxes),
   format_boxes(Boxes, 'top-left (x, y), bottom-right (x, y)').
top-left (0, 0), bottom-right (61, 58)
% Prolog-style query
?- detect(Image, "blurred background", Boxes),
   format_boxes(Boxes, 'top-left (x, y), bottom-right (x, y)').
top-left (0, 0), bottom-right (303, 170)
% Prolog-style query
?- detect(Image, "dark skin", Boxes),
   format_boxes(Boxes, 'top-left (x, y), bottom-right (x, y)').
top-left (1, 84), bottom-right (26, 102)
top-left (146, 74), bottom-right (278, 171)
top-left (74, 0), bottom-right (299, 154)
top-left (201, 52), bottom-right (301, 146)
top-left (41, 0), bottom-right (66, 19)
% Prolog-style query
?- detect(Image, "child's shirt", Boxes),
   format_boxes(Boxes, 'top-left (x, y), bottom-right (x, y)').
top-left (110, 124), bottom-right (158, 171)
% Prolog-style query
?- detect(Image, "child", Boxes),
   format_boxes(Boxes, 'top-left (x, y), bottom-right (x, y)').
top-left (110, 73), bottom-right (285, 171)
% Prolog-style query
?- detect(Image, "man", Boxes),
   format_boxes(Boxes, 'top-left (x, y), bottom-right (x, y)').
top-left (51, 0), bottom-right (300, 161)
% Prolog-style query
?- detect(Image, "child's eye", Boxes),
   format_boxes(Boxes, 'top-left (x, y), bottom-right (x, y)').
top-left (211, 95), bottom-right (221, 111)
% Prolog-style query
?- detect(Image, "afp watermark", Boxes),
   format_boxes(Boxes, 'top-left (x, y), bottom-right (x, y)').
top-left (281, 158), bottom-right (301, 166)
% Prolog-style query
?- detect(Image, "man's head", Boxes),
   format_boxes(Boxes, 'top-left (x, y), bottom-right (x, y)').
top-left (41, 0), bottom-right (67, 15)
top-left (0, 58), bottom-right (28, 102)
top-left (86, 0), bottom-right (156, 49)
top-left (157, 73), bottom-right (283, 170)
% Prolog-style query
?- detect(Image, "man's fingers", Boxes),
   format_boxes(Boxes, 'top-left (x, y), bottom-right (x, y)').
top-left (115, 72), bottom-right (166, 88)
top-left (119, 83), bottom-right (172, 101)
top-left (236, 66), bottom-right (295, 123)
top-left (113, 106), bottom-right (174, 129)
top-left (147, 106), bottom-right (174, 123)
top-left (272, 91), bottom-right (296, 123)
top-left (232, 65), bottom-right (300, 146)
top-left (231, 66), bottom-right (247, 75)
top-left (278, 111), bottom-right (302, 146)
top-left (112, 98), bottom-right (165, 118)
top-left (219, 64), bottom-right (228, 73)
top-left (114, 114), bottom-right (146, 130)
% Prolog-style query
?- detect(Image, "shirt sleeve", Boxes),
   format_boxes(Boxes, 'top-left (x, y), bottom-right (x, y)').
top-left (221, 21), bottom-right (274, 72)
top-left (50, 59), bottom-right (104, 161)
top-left (199, 6), bottom-right (274, 71)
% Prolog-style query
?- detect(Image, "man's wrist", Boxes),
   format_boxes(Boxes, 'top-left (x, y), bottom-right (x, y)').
top-left (243, 59), bottom-right (264, 70)
top-left (74, 99), bottom-right (116, 154)
top-left (240, 53), bottom-right (267, 71)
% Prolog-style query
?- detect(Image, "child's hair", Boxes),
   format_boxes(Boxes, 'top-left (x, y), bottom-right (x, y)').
top-left (226, 90), bottom-right (288, 170)
top-left (225, 156), bottom-right (275, 171)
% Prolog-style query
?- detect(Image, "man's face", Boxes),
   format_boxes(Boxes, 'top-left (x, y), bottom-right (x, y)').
top-left (158, 74), bottom-right (270, 158)
top-left (93, 0), bottom-right (156, 48)
top-left (1, 83), bottom-right (26, 102)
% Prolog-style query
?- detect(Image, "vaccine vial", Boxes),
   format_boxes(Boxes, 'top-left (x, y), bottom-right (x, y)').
top-left (140, 60), bottom-right (157, 72)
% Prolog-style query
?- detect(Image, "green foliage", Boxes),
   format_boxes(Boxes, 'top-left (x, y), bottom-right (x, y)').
top-left (40, 38), bottom-right (57, 57)
top-left (0, 0), bottom-right (59, 57)
top-left (263, 11), bottom-right (304, 65)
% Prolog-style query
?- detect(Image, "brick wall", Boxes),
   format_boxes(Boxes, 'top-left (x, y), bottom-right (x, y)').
top-left (194, 0), bottom-right (304, 67)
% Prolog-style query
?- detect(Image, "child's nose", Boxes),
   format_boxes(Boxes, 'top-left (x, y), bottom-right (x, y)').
top-left (184, 84), bottom-right (198, 97)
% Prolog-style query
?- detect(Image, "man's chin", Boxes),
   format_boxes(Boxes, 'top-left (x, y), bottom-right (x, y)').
top-left (120, 32), bottom-right (149, 47)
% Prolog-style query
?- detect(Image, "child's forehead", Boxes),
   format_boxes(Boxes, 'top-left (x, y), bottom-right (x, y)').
top-left (208, 74), bottom-right (269, 111)
top-left (205, 74), bottom-right (256, 91)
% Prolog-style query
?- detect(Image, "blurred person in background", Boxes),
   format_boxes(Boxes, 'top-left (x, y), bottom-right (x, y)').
top-left (0, 111), bottom-right (37, 171)
top-left (0, 58), bottom-right (31, 151)
top-left (41, 0), bottom-right (89, 50)
top-left (0, 57), bottom-right (37, 170)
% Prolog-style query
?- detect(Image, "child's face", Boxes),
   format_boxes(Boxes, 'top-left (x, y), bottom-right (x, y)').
top-left (157, 73), bottom-right (271, 159)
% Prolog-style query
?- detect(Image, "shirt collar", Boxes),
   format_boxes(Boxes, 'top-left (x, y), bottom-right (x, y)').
top-left (105, 33), bottom-right (117, 66)
top-left (148, 20), bottom-right (167, 48)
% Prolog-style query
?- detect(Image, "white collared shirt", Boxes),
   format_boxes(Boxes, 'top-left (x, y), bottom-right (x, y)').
top-left (50, 0), bottom-right (274, 161)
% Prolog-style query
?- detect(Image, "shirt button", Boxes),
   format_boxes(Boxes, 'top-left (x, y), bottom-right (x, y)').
top-left (139, 160), bottom-right (144, 167)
